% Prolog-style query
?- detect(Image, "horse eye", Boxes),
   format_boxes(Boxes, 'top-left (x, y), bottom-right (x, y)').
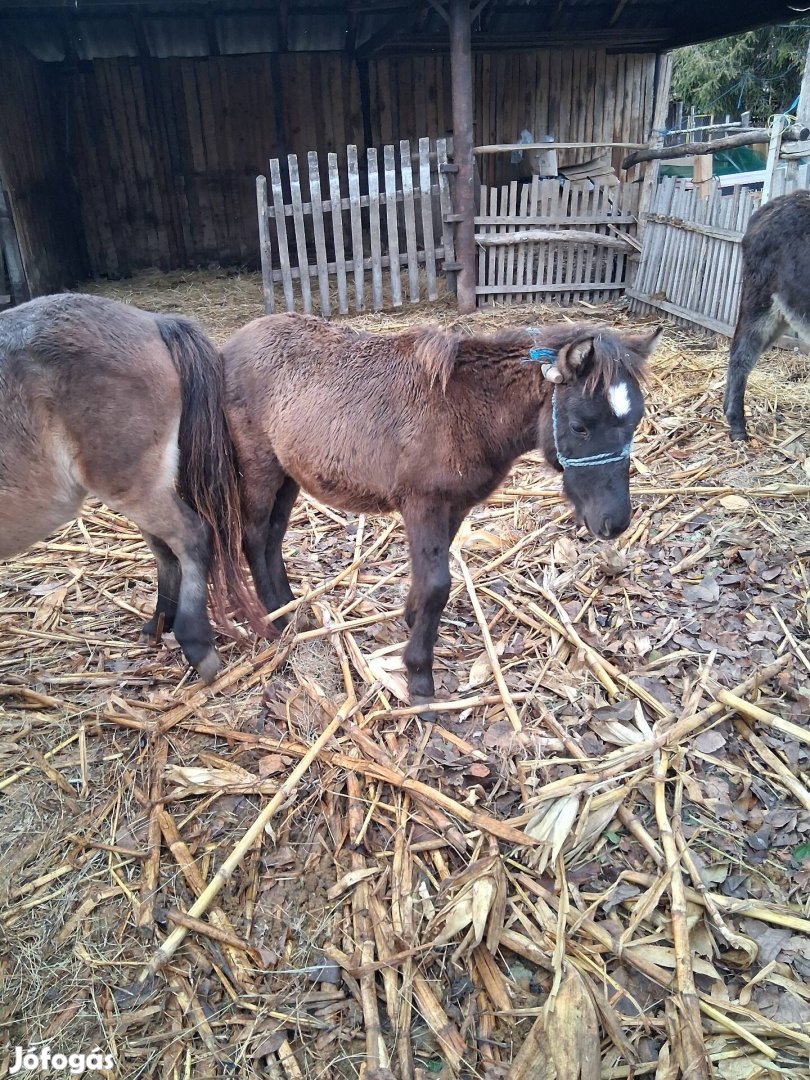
top-left (569, 421), bottom-right (588, 437)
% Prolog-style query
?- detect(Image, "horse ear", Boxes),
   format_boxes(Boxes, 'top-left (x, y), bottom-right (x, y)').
top-left (555, 337), bottom-right (594, 379)
top-left (630, 326), bottom-right (663, 356)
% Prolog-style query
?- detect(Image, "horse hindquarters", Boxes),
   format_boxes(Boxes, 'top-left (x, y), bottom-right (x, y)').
top-left (0, 397), bottom-right (87, 560)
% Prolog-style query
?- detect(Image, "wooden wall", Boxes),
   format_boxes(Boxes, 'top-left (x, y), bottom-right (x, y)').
top-left (1, 45), bottom-right (658, 284)
top-left (67, 53), bottom-right (364, 276)
top-left (474, 51), bottom-right (658, 180)
top-left (370, 50), bottom-right (657, 183)
top-left (0, 47), bottom-right (87, 294)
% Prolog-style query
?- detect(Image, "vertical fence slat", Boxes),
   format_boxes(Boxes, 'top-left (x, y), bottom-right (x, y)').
top-left (504, 180), bottom-right (518, 304)
top-left (383, 144), bottom-right (402, 307)
top-left (477, 182), bottom-right (488, 298)
top-left (709, 186), bottom-right (733, 323)
top-left (288, 154), bottom-right (312, 314)
top-left (524, 175), bottom-right (540, 296)
top-left (400, 140), bottom-right (419, 302)
top-left (328, 153), bottom-right (349, 316)
top-left (419, 137), bottom-right (438, 301)
top-left (256, 174), bottom-right (275, 314)
top-left (347, 144), bottom-right (365, 312)
top-left (560, 181), bottom-right (574, 306)
top-left (580, 183), bottom-right (597, 302)
top-left (367, 146), bottom-right (384, 311)
top-left (436, 137), bottom-right (456, 295)
top-left (269, 157), bottom-right (295, 312)
top-left (307, 151), bottom-right (330, 317)
top-left (514, 181), bottom-right (530, 305)
top-left (487, 186), bottom-right (498, 293)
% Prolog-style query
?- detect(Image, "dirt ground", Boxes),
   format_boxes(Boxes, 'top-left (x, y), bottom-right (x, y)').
top-left (1, 270), bottom-right (809, 1080)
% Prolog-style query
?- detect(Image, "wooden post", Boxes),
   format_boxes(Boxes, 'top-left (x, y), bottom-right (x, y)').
top-left (797, 36), bottom-right (810, 131)
top-left (449, 0), bottom-right (476, 314)
top-left (633, 52), bottom-right (673, 261)
top-left (762, 114), bottom-right (787, 204)
top-left (0, 184), bottom-right (27, 305)
top-left (692, 152), bottom-right (712, 193)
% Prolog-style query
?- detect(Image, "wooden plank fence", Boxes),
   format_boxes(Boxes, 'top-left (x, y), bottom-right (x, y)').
top-left (628, 178), bottom-right (758, 334)
top-left (629, 126), bottom-right (810, 336)
top-left (628, 163), bottom-right (809, 335)
top-left (475, 177), bottom-right (641, 305)
top-left (257, 137), bottom-right (455, 316)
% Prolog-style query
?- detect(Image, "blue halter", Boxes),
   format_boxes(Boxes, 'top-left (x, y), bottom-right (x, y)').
top-left (522, 335), bottom-right (634, 471)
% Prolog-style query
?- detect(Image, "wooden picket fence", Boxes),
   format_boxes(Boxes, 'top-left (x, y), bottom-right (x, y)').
top-left (628, 150), bottom-right (810, 335)
top-left (475, 177), bottom-right (641, 305)
top-left (256, 137), bottom-right (456, 316)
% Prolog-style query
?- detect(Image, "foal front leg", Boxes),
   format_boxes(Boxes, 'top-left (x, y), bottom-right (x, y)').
top-left (402, 501), bottom-right (452, 706)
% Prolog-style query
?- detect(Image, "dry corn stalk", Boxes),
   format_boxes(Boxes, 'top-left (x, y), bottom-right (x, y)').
top-left (429, 851), bottom-right (507, 962)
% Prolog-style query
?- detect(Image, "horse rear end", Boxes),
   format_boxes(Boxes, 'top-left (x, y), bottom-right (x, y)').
top-left (0, 293), bottom-right (256, 681)
top-left (724, 190), bottom-right (810, 440)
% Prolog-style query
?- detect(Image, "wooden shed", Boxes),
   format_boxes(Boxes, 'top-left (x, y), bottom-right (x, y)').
top-left (0, 0), bottom-right (799, 309)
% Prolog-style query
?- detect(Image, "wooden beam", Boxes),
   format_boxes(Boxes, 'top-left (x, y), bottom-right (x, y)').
top-left (692, 152), bottom-right (713, 191)
top-left (475, 140), bottom-right (644, 154)
top-left (0, 185), bottom-right (28, 304)
top-left (475, 228), bottom-right (633, 250)
top-left (448, 0), bottom-right (476, 314)
top-left (424, 0), bottom-right (449, 25)
top-left (622, 127), bottom-right (806, 170)
top-left (355, 8), bottom-right (411, 55)
top-left (608, 0), bottom-right (631, 27)
top-left (798, 36), bottom-right (810, 131)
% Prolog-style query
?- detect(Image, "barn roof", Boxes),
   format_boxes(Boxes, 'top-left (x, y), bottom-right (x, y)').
top-left (0, 0), bottom-right (802, 61)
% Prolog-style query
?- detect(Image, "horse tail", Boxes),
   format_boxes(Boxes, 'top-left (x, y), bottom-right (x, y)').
top-left (156, 314), bottom-right (267, 637)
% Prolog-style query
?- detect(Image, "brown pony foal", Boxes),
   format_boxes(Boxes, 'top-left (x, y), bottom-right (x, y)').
top-left (224, 313), bottom-right (660, 706)
top-left (0, 294), bottom-right (258, 681)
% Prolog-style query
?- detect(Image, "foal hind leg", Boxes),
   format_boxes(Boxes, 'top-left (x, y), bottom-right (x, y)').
top-left (140, 532), bottom-right (181, 639)
top-left (264, 476), bottom-right (300, 616)
top-left (725, 298), bottom-right (785, 441)
top-left (402, 500), bottom-right (451, 705)
top-left (240, 463), bottom-right (288, 628)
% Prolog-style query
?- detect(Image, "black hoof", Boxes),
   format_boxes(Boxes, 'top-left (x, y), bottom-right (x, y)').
top-left (410, 692), bottom-right (437, 721)
top-left (178, 635), bottom-right (221, 683)
top-left (141, 614), bottom-right (172, 641)
top-left (193, 648), bottom-right (222, 684)
top-left (729, 429), bottom-right (750, 443)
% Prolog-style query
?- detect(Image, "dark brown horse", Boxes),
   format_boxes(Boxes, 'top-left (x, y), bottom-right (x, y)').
top-left (0, 293), bottom-right (259, 681)
top-left (725, 190), bottom-right (810, 441)
top-left (223, 313), bottom-right (661, 705)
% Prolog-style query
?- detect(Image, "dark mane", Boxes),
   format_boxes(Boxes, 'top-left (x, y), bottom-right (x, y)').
top-left (520, 322), bottom-right (649, 393)
top-left (403, 325), bottom-right (460, 390)
top-left (340, 321), bottom-right (461, 391)
top-left (454, 322), bottom-right (649, 394)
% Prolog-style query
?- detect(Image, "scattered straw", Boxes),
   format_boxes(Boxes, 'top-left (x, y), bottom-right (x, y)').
top-left (2, 270), bottom-right (809, 1076)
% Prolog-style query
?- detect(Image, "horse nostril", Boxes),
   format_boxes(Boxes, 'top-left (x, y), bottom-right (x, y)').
top-left (600, 516), bottom-right (613, 538)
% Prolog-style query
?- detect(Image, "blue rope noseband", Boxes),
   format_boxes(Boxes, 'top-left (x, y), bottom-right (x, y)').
top-left (522, 335), bottom-right (634, 470)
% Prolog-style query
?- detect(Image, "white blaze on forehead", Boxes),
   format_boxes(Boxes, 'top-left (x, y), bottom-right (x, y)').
top-left (609, 381), bottom-right (631, 418)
